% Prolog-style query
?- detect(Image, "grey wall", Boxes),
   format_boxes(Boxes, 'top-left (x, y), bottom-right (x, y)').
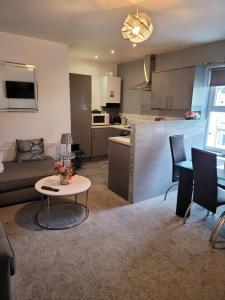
top-left (118, 39), bottom-right (225, 118)
top-left (130, 120), bottom-right (207, 203)
top-left (156, 39), bottom-right (225, 71)
top-left (118, 58), bottom-right (187, 118)
top-left (117, 59), bottom-right (153, 115)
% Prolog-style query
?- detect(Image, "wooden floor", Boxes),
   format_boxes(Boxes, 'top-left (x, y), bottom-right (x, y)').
top-left (77, 159), bottom-right (108, 186)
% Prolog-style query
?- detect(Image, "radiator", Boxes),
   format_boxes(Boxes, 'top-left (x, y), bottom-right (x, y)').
top-left (0, 143), bottom-right (59, 162)
top-left (44, 143), bottom-right (58, 159)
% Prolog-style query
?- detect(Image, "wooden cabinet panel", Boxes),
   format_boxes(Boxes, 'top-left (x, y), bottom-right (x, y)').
top-left (108, 141), bottom-right (130, 201)
top-left (151, 67), bottom-right (195, 110)
top-left (151, 71), bottom-right (171, 109)
top-left (70, 74), bottom-right (91, 158)
top-left (171, 67), bottom-right (195, 110)
top-left (91, 127), bottom-right (112, 157)
top-left (110, 128), bottom-right (122, 137)
top-left (151, 72), bottom-right (162, 109)
top-left (160, 71), bottom-right (172, 109)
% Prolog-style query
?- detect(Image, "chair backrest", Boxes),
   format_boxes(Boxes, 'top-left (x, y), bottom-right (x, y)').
top-left (192, 148), bottom-right (218, 213)
top-left (169, 135), bottom-right (187, 182)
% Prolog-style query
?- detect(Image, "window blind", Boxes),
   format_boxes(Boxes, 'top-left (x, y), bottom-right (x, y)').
top-left (210, 68), bottom-right (225, 86)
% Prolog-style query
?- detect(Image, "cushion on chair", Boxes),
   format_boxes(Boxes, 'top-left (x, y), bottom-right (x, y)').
top-left (217, 187), bottom-right (225, 206)
top-left (0, 157), bottom-right (55, 193)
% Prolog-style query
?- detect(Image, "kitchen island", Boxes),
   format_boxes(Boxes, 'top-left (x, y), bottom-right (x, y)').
top-left (108, 120), bottom-right (207, 204)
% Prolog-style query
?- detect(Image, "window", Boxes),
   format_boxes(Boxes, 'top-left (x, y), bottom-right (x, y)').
top-left (205, 85), bottom-right (225, 152)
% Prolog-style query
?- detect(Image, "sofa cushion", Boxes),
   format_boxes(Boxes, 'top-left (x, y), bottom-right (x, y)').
top-left (16, 138), bottom-right (46, 162)
top-left (0, 157), bottom-right (55, 193)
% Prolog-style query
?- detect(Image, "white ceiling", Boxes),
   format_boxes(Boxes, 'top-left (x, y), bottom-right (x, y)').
top-left (1, 0), bottom-right (225, 63)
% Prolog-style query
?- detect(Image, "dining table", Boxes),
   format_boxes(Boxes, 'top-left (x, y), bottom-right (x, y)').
top-left (175, 158), bottom-right (225, 218)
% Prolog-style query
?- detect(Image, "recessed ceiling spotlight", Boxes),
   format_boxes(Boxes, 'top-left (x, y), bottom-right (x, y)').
top-left (94, 55), bottom-right (98, 59)
top-left (132, 43), bottom-right (137, 48)
top-left (111, 50), bottom-right (115, 54)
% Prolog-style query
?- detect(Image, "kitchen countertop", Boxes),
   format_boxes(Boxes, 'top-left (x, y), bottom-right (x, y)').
top-left (108, 136), bottom-right (131, 146)
top-left (91, 124), bottom-right (131, 131)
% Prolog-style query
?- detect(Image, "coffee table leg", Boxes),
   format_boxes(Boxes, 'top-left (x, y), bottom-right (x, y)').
top-left (41, 194), bottom-right (44, 210)
top-left (86, 191), bottom-right (89, 216)
top-left (47, 196), bottom-right (50, 228)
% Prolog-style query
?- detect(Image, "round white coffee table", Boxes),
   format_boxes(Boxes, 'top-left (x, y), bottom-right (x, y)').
top-left (35, 175), bottom-right (91, 229)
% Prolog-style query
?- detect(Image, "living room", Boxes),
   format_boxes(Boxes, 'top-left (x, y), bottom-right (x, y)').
top-left (0, 1), bottom-right (225, 300)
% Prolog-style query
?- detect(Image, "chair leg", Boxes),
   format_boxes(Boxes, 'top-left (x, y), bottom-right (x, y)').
top-left (183, 201), bottom-right (194, 224)
top-left (211, 218), bottom-right (225, 248)
top-left (209, 211), bottom-right (225, 243)
top-left (163, 183), bottom-right (178, 201)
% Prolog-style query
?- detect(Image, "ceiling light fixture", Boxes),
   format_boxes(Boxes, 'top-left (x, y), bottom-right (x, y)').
top-left (111, 50), bottom-right (115, 54)
top-left (121, 0), bottom-right (153, 43)
top-left (94, 55), bottom-right (98, 59)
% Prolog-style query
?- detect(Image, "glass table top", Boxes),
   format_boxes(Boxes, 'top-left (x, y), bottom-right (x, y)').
top-left (176, 160), bottom-right (225, 184)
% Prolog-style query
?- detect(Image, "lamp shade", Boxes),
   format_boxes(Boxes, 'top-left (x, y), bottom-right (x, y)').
top-left (121, 12), bottom-right (153, 43)
top-left (61, 133), bottom-right (73, 145)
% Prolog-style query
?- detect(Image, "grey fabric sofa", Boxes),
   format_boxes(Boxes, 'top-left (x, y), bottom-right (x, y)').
top-left (0, 157), bottom-right (55, 207)
top-left (0, 217), bottom-right (15, 300)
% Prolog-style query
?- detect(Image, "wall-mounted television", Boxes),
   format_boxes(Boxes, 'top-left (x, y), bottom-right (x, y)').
top-left (5, 81), bottom-right (35, 99)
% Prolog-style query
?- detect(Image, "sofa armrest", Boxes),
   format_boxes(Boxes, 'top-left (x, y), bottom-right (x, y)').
top-left (0, 218), bottom-right (16, 300)
top-left (0, 253), bottom-right (12, 300)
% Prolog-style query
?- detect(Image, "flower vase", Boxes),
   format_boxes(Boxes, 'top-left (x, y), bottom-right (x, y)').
top-left (60, 174), bottom-right (69, 185)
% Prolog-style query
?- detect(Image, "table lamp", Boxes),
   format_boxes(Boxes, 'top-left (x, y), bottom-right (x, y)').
top-left (61, 133), bottom-right (73, 154)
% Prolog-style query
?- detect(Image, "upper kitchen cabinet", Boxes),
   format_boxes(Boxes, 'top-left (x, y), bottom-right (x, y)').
top-left (151, 66), bottom-right (207, 111)
top-left (151, 71), bottom-right (171, 109)
top-left (100, 76), bottom-right (121, 106)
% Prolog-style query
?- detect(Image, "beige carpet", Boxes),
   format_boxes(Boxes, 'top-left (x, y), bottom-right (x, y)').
top-left (0, 160), bottom-right (225, 300)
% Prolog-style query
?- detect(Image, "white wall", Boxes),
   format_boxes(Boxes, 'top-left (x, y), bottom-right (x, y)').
top-left (0, 32), bottom-right (71, 148)
top-left (69, 58), bottom-right (117, 110)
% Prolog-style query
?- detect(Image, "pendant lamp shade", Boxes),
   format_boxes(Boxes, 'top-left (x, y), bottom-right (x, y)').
top-left (121, 12), bottom-right (153, 43)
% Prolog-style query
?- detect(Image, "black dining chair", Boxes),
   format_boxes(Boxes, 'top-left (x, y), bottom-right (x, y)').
top-left (183, 148), bottom-right (225, 248)
top-left (164, 135), bottom-right (187, 200)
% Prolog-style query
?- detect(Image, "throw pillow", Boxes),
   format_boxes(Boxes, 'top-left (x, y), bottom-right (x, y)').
top-left (0, 150), bottom-right (4, 173)
top-left (16, 138), bottom-right (47, 162)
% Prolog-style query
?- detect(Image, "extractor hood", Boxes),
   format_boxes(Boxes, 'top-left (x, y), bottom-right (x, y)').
top-left (129, 54), bottom-right (156, 91)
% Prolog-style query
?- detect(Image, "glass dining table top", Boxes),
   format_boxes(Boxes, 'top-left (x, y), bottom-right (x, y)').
top-left (176, 159), bottom-right (225, 185)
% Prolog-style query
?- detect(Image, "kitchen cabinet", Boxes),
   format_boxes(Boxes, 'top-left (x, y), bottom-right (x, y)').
top-left (91, 127), bottom-right (112, 157)
top-left (70, 74), bottom-right (92, 158)
top-left (151, 66), bottom-right (195, 110)
top-left (108, 139), bottom-right (130, 201)
top-left (110, 128), bottom-right (123, 137)
top-left (100, 76), bottom-right (121, 106)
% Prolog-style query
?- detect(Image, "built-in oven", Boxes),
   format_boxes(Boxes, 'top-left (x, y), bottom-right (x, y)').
top-left (92, 113), bottom-right (110, 126)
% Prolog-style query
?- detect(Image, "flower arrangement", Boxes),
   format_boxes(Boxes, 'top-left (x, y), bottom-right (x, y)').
top-left (185, 111), bottom-right (201, 120)
top-left (55, 160), bottom-right (73, 184)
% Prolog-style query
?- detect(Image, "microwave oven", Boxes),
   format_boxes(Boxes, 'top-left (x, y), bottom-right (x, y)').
top-left (92, 113), bottom-right (110, 126)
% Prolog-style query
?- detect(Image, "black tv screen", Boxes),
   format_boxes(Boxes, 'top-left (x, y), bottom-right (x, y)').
top-left (5, 81), bottom-right (35, 99)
